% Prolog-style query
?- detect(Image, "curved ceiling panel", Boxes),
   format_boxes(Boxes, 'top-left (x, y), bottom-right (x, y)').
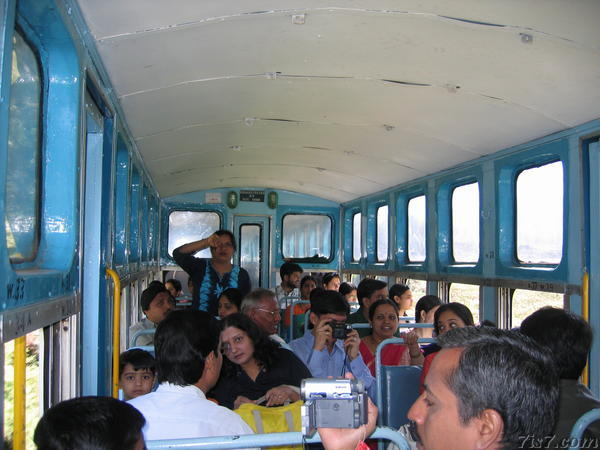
top-left (76, 0), bottom-right (600, 202)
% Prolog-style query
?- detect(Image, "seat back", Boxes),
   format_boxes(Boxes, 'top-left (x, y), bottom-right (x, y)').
top-left (380, 365), bottom-right (422, 428)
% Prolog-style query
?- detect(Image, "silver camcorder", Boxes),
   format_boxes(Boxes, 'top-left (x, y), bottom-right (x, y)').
top-left (300, 378), bottom-right (368, 436)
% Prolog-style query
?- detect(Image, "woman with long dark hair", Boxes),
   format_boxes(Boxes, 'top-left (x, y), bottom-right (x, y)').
top-left (211, 313), bottom-right (311, 409)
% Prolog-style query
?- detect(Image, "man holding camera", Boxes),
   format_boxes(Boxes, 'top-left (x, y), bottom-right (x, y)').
top-left (290, 290), bottom-right (375, 400)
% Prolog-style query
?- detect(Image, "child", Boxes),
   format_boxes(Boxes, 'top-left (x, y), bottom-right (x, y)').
top-left (119, 348), bottom-right (156, 400)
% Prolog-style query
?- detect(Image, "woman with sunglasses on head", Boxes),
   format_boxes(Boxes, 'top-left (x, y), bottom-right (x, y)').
top-left (173, 230), bottom-right (251, 317)
top-left (211, 313), bottom-right (311, 410)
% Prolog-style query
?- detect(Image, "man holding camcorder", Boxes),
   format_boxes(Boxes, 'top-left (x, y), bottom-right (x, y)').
top-left (290, 290), bottom-right (376, 400)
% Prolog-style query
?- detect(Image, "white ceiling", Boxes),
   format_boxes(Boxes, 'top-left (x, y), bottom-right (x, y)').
top-left (75, 0), bottom-right (600, 202)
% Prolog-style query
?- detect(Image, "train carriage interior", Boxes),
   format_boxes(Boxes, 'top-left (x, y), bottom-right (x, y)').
top-left (1, 0), bottom-right (600, 447)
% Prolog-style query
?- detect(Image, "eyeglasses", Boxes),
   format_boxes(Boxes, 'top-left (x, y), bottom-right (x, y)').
top-left (256, 307), bottom-right (280, 318)
top-left (216, 242), bottom-right (233, 248)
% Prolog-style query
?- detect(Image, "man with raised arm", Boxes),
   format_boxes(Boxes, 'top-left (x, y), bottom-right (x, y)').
top-left (172, 230), bottom-right (251, 317)
top-left (290, 290), bottom-right (375, 399)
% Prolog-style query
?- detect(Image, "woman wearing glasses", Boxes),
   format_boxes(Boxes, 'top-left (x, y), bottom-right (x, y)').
top-left (173, 230), bottom-right (251, 317)
top-left (211, 313), bottom-right (311, 409)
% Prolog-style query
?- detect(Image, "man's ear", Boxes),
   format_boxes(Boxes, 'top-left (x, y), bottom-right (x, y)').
top-left (474, 409), bottom-right (504, 450)
top-left (309, 312), bottom-right (318, 327)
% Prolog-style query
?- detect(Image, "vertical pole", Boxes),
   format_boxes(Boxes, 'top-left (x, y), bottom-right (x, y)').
top-left (13, 336), bottom-right (26, 450)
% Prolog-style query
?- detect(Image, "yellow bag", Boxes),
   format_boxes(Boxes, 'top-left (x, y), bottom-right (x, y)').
top-left (234, 400), bottom-right (303, 450)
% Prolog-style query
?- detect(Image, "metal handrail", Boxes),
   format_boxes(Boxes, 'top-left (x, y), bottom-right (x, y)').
top-left (106, 268), bottom-right (121, 398)
top-left (147, 426), bottom-right (410, 449)
top-left (569, 408), bottom-right (600, 450)
top-left (374, 337), bottom-right (437, 424)
top-left (130, 328), bottom-right (156, 347)
top-left (13, 336), bottom-right (26, 450)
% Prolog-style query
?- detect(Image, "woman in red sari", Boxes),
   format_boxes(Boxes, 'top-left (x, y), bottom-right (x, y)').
top-left (359, 299), bottom-right (423, 376)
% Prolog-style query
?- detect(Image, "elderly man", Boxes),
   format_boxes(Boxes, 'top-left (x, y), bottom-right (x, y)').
top-left (242, 288), bottom-right (288, 348)
top-left (322, 327), bottom-right (560, 450)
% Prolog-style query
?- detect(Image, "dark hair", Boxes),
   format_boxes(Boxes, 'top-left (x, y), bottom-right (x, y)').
top-left (322, 273), bottom-right (340, 287)
top-left (389, 284), bottom-right (410, 299)
top-left (34, 396), bottom-right (145, 450)
top-left (439, 327), bottom-right (559, 449)
top-left (434, 302), bottom-right (475, 335)
top-left (140, 281), bottom-right (169, 311)
top-left (220, 313), bottom-right (280, 372)
top-left (300, 275), bottom-right (317, 289)
top-left (520, 307), bottom-right (592, 379)
top-left (215, 229), bottom-right (237, 251)
top-left (339, 282), bottom-right (356, 296)
top-left (311, 290), bottom-right (349, 317)
top-left (415, 295), bottom-right (442, 323)
top-left (280, 262), bottom-right (303, 279)
top-left (154, 310), bottom-right (218, 385)
top-left (219, 287), bottom-right (243, 310)
top-left (119, 349), bottom-right (156, 376)
top-left (356, 278), bottom-right (387, 307)
top-left (165, 278), bottom-right (182, 293)
top-left (368, 298), bottom-right (399, 321)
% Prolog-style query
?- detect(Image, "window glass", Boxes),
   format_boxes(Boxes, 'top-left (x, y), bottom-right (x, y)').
top-left (449, 282), bottom-right (480, 323)
top-left (282, 214), bottom-right (332, 262)
top-left (516, 161), bottom-right (563, 264)
top-left (352, 212), bottom-right (361, 262)
top-left (4, 329), bottom-right (43, 447)
top-left (452, 182), bottom-right (480, 263)
top-left (168, 211), bottom-right (220, 258)
top-left (6, 30), bottom-right (42, 263)
top-left (114, 144), bottom-right (128, 265)
top-left (240, 224), bottom-right (261, 288)
top-left (129, 168), bottom-right (141, 262)
top-left (511, 289), bottom-right (563, 327)
top-left (404, 278), bottom-right (427, 311)
top-left (408, 196), bottom-right (426, 262)
top-left (376, 205), bottom-right (389, 262)
top-left (141, 185), bottom-right (149, 261)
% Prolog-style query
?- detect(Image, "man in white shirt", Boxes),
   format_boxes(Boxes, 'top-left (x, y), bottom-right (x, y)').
top-left (274, 262), bottom-right (303, 309)
top-left (129, 281), bottom-right (174, 346)
top-left (128, 310), bottom-right (254, 442)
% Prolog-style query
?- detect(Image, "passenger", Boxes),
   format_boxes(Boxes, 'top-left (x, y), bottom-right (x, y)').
top-left (290, 290), bottom-right (375, 400)
top-left (119, 348), bottom-right (156, 400)
top-left (283, 275), bottom-right (317, 338)
top-left (211, 313), bottom-right (311, 409)
top-left (172, 230), bottom-right (251, 317)
top-left (339, 282), bottom-right (358, 312)
top-left (389, 284), bottom-right (412, 321)
top-left (347, 278), bottom-right (388, 337)
top-left (129, 282), bottom-right (174, 346)
top-left (164, 278), bottom-right (182, 298)
top-left (408, 326), bottom-right (559, 450)
top-left (413, 295), bottom-right (442, 348)
top-left (322, 272), bottom-right (341, 291)
top-left (419, 302), bottom-right (474, 393)
top-left (34, 396), bottom-right (146, 450)
top-left (274, 262), bottom-right (303, 309)
top-left (359, 299), bottom-right (423, 376)
top-left (242, 288), bottom-right (287, 348)
top-left (217, 287), bottom-right (243, 319)
top-left (520, 307), bottom-right (600, 444)
top-left (128, 310), bottom-right (254, 441)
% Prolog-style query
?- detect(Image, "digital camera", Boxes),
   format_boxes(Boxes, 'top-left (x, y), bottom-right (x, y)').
top-left (300, 378), bottom-right (368, 437)
top-left (329, 321), bottom-right (352, 339)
